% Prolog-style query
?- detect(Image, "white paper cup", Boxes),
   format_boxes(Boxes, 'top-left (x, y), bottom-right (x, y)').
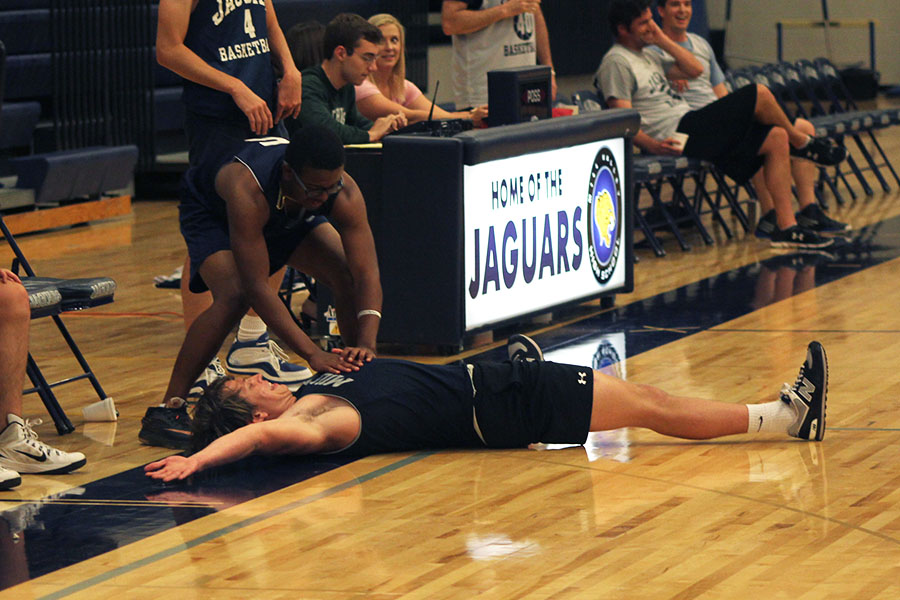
top-left (670, 132), bottom-right (689, 151)
top-left (82, 397), bottom-right (118, 422)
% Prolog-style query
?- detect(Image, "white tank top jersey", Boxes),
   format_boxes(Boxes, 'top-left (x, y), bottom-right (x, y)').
top-left (450, 0), bottom-right (538, 107)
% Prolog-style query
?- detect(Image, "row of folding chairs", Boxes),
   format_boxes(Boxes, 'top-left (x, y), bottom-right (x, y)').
top-left (727, 57), bottom-right (900, 206)
top-left (574, 55), bottom-right (899, 256)
top-left (571, 90), bottom-right (753, 257)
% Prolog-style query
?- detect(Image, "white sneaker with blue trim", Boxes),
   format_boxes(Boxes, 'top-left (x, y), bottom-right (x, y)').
top-left (226, 333), bottom-right (312, 388)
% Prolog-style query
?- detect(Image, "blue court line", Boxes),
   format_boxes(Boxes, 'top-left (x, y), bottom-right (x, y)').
top-left (37, 452), bottom-right (433, 600)
top-left (5, 213), bottom-right (900, 590)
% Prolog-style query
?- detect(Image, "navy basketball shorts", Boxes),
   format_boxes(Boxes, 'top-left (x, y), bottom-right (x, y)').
top-left (184, 111), bottom-right (288, 166)
top-left (677, 84), bottom-right (772, 184)
top-left (470, 360), bottom-right (594, 448)
top-left (179, 200), bottom-right (326, 293)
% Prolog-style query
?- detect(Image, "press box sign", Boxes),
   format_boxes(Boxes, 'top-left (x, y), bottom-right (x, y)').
top-left (463, 138), bottom-right (626, 330)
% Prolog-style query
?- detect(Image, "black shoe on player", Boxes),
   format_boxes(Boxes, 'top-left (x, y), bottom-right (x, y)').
top-left (781, 341), bottom-right (828, 441)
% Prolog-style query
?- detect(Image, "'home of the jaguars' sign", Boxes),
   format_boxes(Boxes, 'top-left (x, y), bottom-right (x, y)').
top-left (463, 138), bottom-right (626, 330)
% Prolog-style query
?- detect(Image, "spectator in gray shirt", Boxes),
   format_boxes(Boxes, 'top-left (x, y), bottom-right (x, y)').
top-left (596, 0), bottom-right (846, 250)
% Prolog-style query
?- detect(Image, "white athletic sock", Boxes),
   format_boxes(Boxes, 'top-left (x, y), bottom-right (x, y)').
top-left (236, 315), bottom-right (267, 342)
top-left (746, 400), bottom-right (797, 434)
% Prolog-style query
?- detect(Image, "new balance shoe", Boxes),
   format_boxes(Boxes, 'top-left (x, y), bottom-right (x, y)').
top-left (781, 341), bottom-right (828, 441)
top-left (226, 333), bottom-right (312, 387)
top-left (139, 402), bottom-right (192, 450)
top-left (507, 334), bottom-right (544, 362)
top-left (790, 136), bottom-right (847, 166)
top-left (795, 203), bottom-right (852, 234)
top-left (770, 225), bottom-right (835, 250)
top-left (0, 415), bottom-right (86, 474)
top-left (754, 209), bottom-right (777, 239)
top-left (0, 465), bottom-right (21, 490)
top-left (189, 357), bottom-right (227, 398)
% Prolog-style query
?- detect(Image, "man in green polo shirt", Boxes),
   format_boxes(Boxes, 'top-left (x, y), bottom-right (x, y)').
top-left (295, 13), bottom-right (407, 144)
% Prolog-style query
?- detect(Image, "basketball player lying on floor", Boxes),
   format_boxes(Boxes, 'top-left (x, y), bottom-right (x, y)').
top-left (145, 335), bottom-right (828, 481)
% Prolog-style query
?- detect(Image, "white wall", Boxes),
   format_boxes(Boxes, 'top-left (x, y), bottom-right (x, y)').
top-left (707, 0), bottom-right (899, 84)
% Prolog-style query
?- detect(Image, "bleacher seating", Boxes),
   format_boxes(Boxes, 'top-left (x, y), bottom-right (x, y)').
top-left (10, 145), bottom-right (139, 205)
top-left (0, 100), bottom-right (38, 151)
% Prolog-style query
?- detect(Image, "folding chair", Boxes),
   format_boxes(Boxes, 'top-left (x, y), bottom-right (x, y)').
top-left (632, 155), bottom-right (716, 256)
top-left (2, 214), bottom-right (117, 434)
top-left (810, 57), bottom-right (900, 189)
top-left (781, 60), bottom-right (876, 198)
top-left (751, 64), bottom-right (849, 206)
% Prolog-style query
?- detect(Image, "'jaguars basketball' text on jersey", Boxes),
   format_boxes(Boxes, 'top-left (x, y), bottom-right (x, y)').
top-left (182, 0), bottom-right (276, 122)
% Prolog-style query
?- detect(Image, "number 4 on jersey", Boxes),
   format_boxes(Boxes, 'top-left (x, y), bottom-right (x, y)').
top-left (244, 9), bottom-right (256, 38)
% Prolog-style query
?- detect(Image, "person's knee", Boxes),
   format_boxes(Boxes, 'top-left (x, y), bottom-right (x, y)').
top-left (0, 281), bottom-right (30, 322)
top-left (633, 383), bottom-right (673, 425)
top-left (794, 118), bottom-right (815, 135)
top-left (762, 127), bottom-right (789, 156)
top-left (210, 285), bottom-right (250, 322)
top-left (756, 83), bottom-right (775, 105)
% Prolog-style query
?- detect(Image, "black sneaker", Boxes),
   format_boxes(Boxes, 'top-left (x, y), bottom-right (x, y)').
top-left (770, 225), bottom-right (835, 250)
top-left (790, 136), bottom-right (847, 166)
top-left (781, 341), bottom-right (828, 441)
top-left (754, 209), bottom-right (777, 239)
top-left (507, 334), bottom-right (544, 362)
top-left (796, 203), bottom-right (852, 234)
top-left (139, 405), bottom-right (192, 450)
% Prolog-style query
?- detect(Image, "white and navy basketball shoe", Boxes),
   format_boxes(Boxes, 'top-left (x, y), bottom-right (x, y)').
top-left (226, 333), bottom-right (312, 389)
top-left (189, 357), bottom-right (227, 398)
top-left (0, 415), bottom-right (86, 474)
top-left (782, 341), bottom-right (828, 441)
top-left (507, 334), bottom-right (544, 363)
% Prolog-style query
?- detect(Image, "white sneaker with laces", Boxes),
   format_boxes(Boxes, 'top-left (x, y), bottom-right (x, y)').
top-left (188, 357), bottom-right (227, 398)
top-left (0, 415), bottom-right (87, 474)
top-left (226, 333), bottom-right (312, 388)
top-left (0, 465), bottom-right (21, 490)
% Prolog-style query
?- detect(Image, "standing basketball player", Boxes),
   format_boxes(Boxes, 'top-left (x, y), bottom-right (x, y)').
top-left (156, 0), bottom-right (312, 401)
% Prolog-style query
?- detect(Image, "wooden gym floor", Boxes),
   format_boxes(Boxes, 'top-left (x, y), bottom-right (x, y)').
top-left (2, 118), bottom-right (900, 598)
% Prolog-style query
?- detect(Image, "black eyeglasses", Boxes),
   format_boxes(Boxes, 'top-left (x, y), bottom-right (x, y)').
top-left (291, 168), bottom-right (344, 198)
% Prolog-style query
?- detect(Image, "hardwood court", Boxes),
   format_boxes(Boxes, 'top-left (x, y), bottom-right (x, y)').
top-left (3, 115), bottom-right (900, 598)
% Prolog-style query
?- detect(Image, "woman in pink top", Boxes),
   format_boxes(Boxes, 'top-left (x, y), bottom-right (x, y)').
top-left (356, 13), bottom-right (488, 125)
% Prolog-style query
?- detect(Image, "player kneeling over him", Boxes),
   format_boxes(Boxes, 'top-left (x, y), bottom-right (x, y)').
top-left (145, 336), bottom-right (828, 481)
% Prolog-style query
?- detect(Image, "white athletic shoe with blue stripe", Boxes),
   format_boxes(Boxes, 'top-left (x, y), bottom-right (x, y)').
top-left (226, 333), bottom-right (312, 388)
top-left (189, 357), bottom-right (227, 398)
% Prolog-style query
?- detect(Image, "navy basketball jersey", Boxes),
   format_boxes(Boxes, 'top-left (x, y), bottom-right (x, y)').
top-left (183, 0), bottom-right (276, 121)
top-left (295, 359), bottom-right (484, 456)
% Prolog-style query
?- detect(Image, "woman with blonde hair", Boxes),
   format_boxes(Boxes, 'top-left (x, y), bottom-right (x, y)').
top-left (356, 13), bottom-right (487, 125)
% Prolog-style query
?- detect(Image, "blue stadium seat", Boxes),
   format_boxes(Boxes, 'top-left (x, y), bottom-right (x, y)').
top-left (0, 9), bottom-right (50, 55)
top-left (0, 0), bottom-right (49, 8)
top-left (4, 54), bottom-right (51, 100)
top-left (0, 100), bottom-right (40, 150)
top-left (10, 145), bottom-right (139, 205)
